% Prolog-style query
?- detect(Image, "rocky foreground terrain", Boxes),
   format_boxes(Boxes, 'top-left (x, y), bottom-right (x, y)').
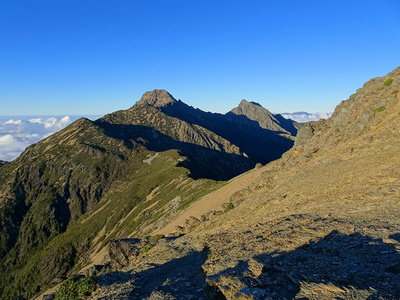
top-left (43, 67), bottom-right (400, 300)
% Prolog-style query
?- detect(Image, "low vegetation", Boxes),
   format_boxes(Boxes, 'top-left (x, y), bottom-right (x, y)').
top-left (55, 277), bottom-right (96, 300)
top-left (140, 234), bottom-right (165, 254)
top-left (224, 202), bottom-right (234, 213)
top-left (372, 106), bottom-right (386, 112)
top-left (140, 245), bottom-right (154, 254)
top-left (384, 78), bottom-right (393, 86)
top-left (148, 234), bottom-right (165, 244)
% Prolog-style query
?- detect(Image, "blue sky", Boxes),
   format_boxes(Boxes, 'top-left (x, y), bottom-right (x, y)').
top-left (1, 0), bottom-right (399, 115)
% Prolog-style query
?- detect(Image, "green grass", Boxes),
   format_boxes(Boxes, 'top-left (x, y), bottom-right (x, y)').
top-left (140, 245), bottom-right (153, 254)
top-left (224, 203), bottom-right (234, 213)
top-left (372, 106), bottom-right (386, 112)
top-left (384, 78), bottom-right (393, 86)
top-left (148, 234), bottom-right (165, 244)
top-left (391, 90), bottom-right (398, 95)
top-left (55, 277), bottom-right (96, 300)
top-left (378, 86), bottom-right (384, 90)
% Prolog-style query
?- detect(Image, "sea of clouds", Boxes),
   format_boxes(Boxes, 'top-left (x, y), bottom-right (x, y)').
top-left (280, 112), bottom-right (332, 123)
top-left (0, 115), bottom-right (99, 162)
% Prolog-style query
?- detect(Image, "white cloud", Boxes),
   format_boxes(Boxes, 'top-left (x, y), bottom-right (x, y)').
top-left (280, 112), bottom-right (332, 123)
top-left (0, 134), bottom-right (33, 162)
top-left (5, 119), bottom-right (22, 125)
top-left (0, 116), bottom-right (74, 162)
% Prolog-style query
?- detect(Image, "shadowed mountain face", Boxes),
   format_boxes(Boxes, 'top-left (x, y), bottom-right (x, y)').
top-left (0, 91), bottom-right (295, 299)
top-left (133, 89), bottom-right (298, 164)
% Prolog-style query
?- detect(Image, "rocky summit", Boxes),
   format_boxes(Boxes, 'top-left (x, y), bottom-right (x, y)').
top-left (133, 89), bottom-right (177, 108)
top-left (2, 67), bottom-right (400, 300)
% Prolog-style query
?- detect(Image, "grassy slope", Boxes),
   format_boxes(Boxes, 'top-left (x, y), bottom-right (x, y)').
top-left (0, 111), bottom-right (231, 299)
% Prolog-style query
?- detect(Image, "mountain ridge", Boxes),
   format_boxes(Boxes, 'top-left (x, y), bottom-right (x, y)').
top-left (0, 91), bottom-right (296, 299)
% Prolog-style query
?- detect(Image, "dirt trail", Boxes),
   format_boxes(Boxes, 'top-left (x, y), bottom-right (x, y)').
top-left (155, 166), bottom-right (266, 236)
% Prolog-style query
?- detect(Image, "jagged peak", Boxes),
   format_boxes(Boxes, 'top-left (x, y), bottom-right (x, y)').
top-left (134, 89), bottom-right (177, 108)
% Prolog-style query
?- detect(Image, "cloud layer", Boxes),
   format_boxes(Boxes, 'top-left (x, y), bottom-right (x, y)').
top-left (0, 116), bottom-right (74, 162)
top-left (280, 112), bottom-right (332, 123)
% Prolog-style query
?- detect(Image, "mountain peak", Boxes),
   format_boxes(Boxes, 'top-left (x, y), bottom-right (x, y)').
top-left (232, 99), bottom-right (273, 117)
top-left (239, 99), bottom-right (262, 107)
top-left (135, 89), bottom-right (177, 108)
top-left (230, 98), bottom-right (298, 136)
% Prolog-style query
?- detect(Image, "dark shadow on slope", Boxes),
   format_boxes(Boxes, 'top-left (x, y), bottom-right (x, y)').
top-left (95, 247), bottom-right (210, 299)
top-left (95, 122), bottom-right (255, 181)
top-left (223, 113), bottom-right (295, 163)
top-left (210, 230), bottom-right (400, 299)
top-left (273, 113), bottom-right (299, 136)
top-left (389, 233), bottom-right (400, 243)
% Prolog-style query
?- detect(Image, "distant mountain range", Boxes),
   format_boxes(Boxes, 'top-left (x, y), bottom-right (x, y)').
top-left (0, 110), bottom-right (330, 162)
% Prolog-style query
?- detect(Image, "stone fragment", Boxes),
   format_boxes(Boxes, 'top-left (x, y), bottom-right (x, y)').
top-left (184, 216), bottom-right (201, 233)
top-left (84, 264), bottom-right (105, 277)
top-left (108, 238), bottom-right (144, 269)
top-left (42, 294), bottom-right (56, 300)
top-left (248, 258), bottom-right (264, 277)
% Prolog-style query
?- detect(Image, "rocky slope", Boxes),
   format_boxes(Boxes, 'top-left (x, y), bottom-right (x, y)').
top-left (0, 91), bottom-right (294, 300)
top-left (78, 67), bottom-right (400, 300)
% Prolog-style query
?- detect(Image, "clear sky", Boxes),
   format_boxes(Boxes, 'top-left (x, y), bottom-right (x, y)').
top-left (1, 0), bottom-right (399, 115)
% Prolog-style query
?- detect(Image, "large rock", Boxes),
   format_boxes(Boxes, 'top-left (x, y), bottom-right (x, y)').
top-left (108, 239), bottom-right (145, 269)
